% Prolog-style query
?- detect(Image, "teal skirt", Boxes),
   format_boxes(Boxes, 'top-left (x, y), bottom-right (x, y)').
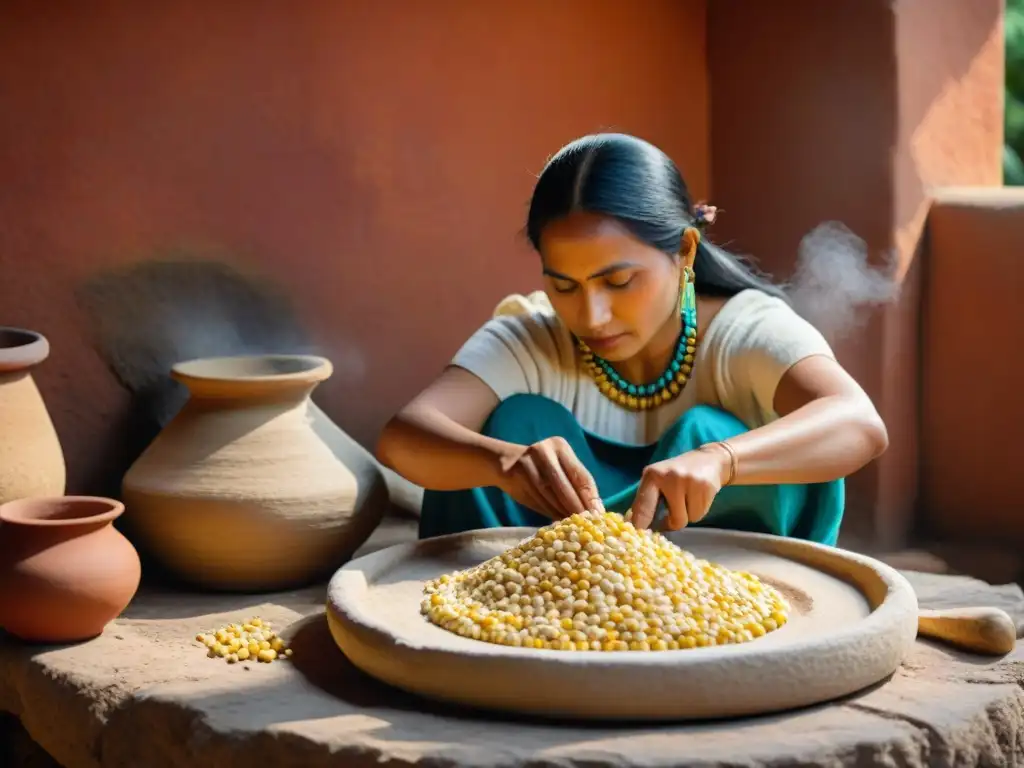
top-left (419, 394), bottom-right (844, 546)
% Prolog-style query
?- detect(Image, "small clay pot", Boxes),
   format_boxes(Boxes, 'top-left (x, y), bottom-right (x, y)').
top-left (0, 496), bottom-right (141, 643)
top-left (0, 327), bottom-right (66, 505)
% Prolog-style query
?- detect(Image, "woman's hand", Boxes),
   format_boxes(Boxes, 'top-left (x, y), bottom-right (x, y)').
top-left (495, 437), bottom-right (604, 520)
top-left (629, 445), bottom-right (731, 531)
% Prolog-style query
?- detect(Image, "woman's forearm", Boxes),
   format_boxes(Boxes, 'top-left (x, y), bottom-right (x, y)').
top-left (375, 404), bottom-right (513, 492)
top-left (714, 395), bottom-right (888, 486)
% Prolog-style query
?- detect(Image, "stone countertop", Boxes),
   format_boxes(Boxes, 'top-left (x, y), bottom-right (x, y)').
top-left (2, 517), bottom-right (1024, 768)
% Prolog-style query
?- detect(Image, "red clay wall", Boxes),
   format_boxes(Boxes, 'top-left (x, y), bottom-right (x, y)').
top-left (0, 1), bottom-right (710, 494)
top-left (922, 189), bottom-right (1024, 547)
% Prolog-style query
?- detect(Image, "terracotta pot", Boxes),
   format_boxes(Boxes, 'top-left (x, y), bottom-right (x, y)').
top-left (0, 328), bottom-right (66, 505)
top-left (0, 496), bottom-right (141, 642)
top-left (122, 354), bottom-right (386, 591)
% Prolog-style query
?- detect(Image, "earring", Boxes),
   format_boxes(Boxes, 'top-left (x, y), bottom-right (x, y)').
top-left (679, 227), bottom-right (699, 330)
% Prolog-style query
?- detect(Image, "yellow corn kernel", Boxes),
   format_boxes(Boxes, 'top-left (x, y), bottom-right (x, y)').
top-left (197, 615), bottom-right (291, 664)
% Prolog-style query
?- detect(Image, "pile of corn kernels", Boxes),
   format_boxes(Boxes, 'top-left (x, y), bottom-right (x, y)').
top-left (421, 510), bottom-right (790, 651)
top-left (195, 616), bottom-right (292, 664)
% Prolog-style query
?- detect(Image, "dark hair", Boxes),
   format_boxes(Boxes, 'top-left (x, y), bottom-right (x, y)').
top-left (525, 133), bottom-right (787, 301)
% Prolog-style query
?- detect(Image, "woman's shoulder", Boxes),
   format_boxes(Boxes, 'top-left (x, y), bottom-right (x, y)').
top-left (449, 290), bottom-right (578, 398)
top-left (492, 289), bottom-right (556, 319)
top-left (708, 288), bottom-right (809, 333)
top-left (702, 287), bottom-right (834, 364)
top-left (480, 289), bottom-right (572, 349)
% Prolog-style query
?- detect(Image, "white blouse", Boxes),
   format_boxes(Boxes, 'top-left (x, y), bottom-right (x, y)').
top-left (450, 288), bottom-right (835, 446)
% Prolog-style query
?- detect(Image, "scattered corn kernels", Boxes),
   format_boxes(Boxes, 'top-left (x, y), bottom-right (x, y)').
top-left (421, 510), bottom-right (790, 651)
top-left (194, 616), bottom-right (293, 663)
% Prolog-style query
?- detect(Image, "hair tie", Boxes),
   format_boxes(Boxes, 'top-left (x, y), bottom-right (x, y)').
top-left (693, 202), bottom-right (719, 232)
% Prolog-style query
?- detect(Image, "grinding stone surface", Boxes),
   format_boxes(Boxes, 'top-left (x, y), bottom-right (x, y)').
top-left (326, 527), bottom-right (920, 720)
top-left (2, 516), bottom-right (1024, 768)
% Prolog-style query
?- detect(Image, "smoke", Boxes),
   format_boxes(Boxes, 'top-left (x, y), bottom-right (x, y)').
top-left (784, 221), bottom-right (900, 342)
top-left (76, 253), bottom-right (366, 427)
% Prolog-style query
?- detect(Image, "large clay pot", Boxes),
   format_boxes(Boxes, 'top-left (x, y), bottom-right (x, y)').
top-left (122, 354), bottom-right (386, 591)
top-left (0, 496), bottom-right (141, 642)
top-left (0, 328), bottom-right (66, 505)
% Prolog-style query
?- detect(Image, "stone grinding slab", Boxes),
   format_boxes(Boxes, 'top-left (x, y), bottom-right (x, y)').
top-left (2, 516), bottom-right (1024, 768)
top-left (326, 527), bottom-right (920, 721)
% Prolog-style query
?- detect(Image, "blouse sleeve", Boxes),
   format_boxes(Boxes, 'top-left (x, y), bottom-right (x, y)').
top-left (706, 290), bottom-right (836, 428)
top-left (450, 293), bottom-right (575, 403)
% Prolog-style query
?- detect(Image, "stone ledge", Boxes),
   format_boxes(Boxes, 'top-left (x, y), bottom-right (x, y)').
top-left (3, 519), bottom-right (1024, 768)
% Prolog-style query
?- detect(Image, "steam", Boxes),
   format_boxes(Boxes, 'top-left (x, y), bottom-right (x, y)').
top-left (784, 222), bottom-right (900, 341)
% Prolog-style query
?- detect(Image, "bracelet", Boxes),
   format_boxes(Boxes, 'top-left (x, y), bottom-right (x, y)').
top-left (701, 441), bottom-right (738, 486)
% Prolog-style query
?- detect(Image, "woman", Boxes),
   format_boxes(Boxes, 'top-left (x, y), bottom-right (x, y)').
top-left (376, 133), bottom-right (888, 545)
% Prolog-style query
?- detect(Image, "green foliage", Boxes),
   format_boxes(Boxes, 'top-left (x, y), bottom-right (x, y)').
top-left (1006, 0), bottom-right (1024, 183)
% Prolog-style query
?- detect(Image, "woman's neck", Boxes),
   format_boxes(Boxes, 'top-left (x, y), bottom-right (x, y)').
top-left (613, 309), bottom-right (683, 385)
top-left (606, 295), bottom-right (727, 385)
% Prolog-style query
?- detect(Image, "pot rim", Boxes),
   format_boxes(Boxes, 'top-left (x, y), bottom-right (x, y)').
top-left (0, 496), bottom-right (124, 527)
top-left (0, 327), bottom-right (50, 372)
top-left (171, 354), bottom-right (332, 388)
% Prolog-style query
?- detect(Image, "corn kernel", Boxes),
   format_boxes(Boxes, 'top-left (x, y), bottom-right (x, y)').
top-left (195, 615), bottom-right (291, 663)
top-left (420, 510), bottom-right (790, 652)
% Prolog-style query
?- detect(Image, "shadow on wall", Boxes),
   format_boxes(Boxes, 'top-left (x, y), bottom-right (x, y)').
top-left (76, 250), bottom-right (319, 426)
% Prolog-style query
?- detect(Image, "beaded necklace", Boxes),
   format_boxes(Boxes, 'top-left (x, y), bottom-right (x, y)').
top-left (578, 267), bottom-right (698, 412)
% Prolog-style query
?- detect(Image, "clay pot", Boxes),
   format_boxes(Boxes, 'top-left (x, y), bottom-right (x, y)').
top-left (0, 328), bottom-right (66, 505)
top-left (0, 496), bottom-right (141, 642)
top-left (122, 354), bottom-right (386, 592)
